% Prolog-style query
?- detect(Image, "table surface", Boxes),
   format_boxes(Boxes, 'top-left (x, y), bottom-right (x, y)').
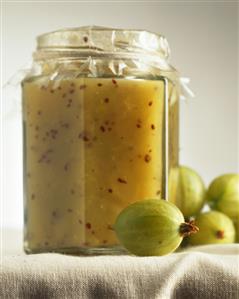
top-left (1, 229), bottom-right (239, 299)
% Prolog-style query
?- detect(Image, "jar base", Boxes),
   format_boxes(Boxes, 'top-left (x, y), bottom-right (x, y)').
top-left (24, 244), bottom-right (128, 256)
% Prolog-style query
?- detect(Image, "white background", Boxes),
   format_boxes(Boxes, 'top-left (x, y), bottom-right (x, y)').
top-left (2, 1), bottom-right (239, 230)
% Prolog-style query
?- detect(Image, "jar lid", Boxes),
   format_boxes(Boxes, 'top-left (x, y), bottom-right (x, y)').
top-left (36, 26), bottom-right (170, 60)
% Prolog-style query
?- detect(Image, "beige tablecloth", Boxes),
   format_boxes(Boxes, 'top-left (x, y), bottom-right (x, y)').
top-left (1, 244), bottom-right (239, 299)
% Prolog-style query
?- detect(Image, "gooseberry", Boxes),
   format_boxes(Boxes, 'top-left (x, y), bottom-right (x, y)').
top-left (169, 166), bottom-right (206, 218)
top-left (114, 199), bottom-right (198, 256)
top-left (207, 174), bottom-right (239, 222)
top-left (189, 211), bottom-right (235, 245)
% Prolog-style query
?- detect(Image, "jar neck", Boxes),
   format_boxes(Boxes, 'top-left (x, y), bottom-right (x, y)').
top-left (34, 49), bottom-right (172, 72)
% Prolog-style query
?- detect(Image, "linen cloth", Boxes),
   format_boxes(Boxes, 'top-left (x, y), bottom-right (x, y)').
top-left (1, 244), bottom-right (239, 299)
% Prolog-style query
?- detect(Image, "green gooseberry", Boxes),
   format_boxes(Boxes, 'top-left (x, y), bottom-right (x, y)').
top-left (207, 174), bottom-right (239, 222)
top-left (114, 199), bottom-right (198, 256)
top-left (169, 166), bottom-right (206, 218)
top-left (189, 211), bottom-right (235, 245)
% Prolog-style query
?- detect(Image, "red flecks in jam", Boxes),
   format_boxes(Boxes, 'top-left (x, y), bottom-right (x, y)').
top-left (100, 126), bottom-right (105, 132)
top-left (107, 224), bottom-right (114, 231)
top-left (118, 178), bottom-right (127, 184)
top-left (104, 98), bottom-right (109, 103)
top-left (151, 124), bottom-right (155, 130)
top-left (136, 119), bottom-right (142, 128)
top-left (148, 101), bottom-right (153, 106)
top-left (66, 99), bottom-right (73, 108)
top-left (78, 132), bottom-right (89, 142)
top-left (38, 149), bottom-right (53, 164)
top-left (97, 83), bottom-right (103, 87)
top-left (86, 222), bottom-right (91, 229)
top-left (79, 84), bottom-right (87, 90)
top-left (52, 211), bottom-right (57, 217)
top-left (50, 129), bottom-right (58, 139)
top-left (83, 36), bottom-right (88, 42)
top-left (144, 154), bottom-right (151, 163)
top-left (108, 188), bottom-right (113, 193)
top-left (112, 79), bottom-right (118, 86)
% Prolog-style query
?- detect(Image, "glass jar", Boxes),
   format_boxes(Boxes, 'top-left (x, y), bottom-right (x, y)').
top-left (22, 26), bottom-right (180, 254)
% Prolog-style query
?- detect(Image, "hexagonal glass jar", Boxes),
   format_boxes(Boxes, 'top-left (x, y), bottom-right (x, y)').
top-left (22, 26), bottom-right (179, 254)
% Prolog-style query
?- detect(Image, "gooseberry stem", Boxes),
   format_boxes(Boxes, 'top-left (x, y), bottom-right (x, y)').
top-left (216, 230), bottom-right (224, 239)
top-left (179, 220), bottom-right (199, 237)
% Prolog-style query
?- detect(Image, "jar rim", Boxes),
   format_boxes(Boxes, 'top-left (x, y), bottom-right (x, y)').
top-left (36, 25), bottom-right (171, 60)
